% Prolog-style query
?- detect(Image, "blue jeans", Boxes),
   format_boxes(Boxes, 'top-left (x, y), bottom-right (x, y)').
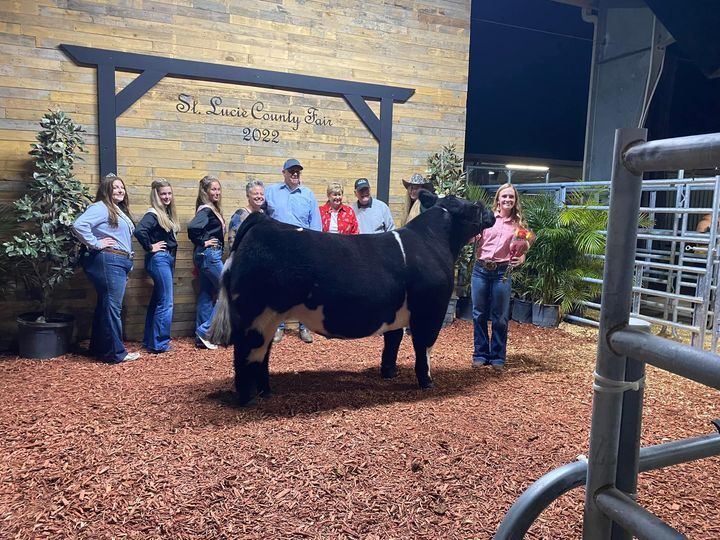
top-left (81, 250), bottom-right (133, 362)
top-left (471, 261), bottom-right (511, 366)
top-left (194, 247), bottom-right (223, 338)
top-left (143, 251), bottom-right (175, 352)
top-left (278, 321), bottom-right (307, 332)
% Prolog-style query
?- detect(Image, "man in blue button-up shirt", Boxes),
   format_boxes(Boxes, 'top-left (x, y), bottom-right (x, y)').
top-left (265, 158), bottom-right (322, 344)
top-left (265, 158), bottom-right (322, 231)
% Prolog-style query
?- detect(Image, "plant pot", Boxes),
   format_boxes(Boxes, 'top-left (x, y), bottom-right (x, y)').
top-left (17, 312), bottom-right (75, 359)
top-left (442, 297), bottom-right (458, 328)
top-left (455, 296), bottom-right (473, 321)
top-left (531, 303), bottom-right (561, 328)
top-left (511, 298), bottom-right (533, 323)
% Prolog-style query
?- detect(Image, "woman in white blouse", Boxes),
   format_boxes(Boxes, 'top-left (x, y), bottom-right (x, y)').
top-left (73, 174), bottom-right (139, 364)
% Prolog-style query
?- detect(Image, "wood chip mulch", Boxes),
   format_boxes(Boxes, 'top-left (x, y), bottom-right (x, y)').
top-left (1, 320), bottom-right (718, 539)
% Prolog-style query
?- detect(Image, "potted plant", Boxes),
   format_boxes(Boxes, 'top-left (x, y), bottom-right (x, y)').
top-left (513, 192), bottom-right (606, 327)
top-left (1, 110), bottom-right (90, 358)
top-left (510, 270), bottom-right (534, 324)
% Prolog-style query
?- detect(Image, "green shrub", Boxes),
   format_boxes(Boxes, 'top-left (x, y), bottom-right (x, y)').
top-left (1, 110), bottom-right (91, 319)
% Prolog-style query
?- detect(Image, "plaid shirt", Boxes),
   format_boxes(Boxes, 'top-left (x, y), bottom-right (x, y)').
top-left (319, 203), bottom-right (360, 235)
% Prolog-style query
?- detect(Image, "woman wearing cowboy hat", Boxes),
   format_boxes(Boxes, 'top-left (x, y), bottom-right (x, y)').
top-left (402, 172), bottom-right (434, 224)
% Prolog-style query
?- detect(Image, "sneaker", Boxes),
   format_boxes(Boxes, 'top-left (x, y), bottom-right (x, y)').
top-left (272, 327), bottom-right (285, 344)
top-left (120, 352), bottom-right (140, 362)
top-left (491, 363), bottom-right (505, 372)
top-left (196, 333), bottom-right (218, 350)
top-left (299, 327), bottom-right (313, 343)
top-left (472, 358), bottom-right (489, 368)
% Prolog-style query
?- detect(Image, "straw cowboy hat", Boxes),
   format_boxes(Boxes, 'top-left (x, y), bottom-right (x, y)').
top-left (402, 172), bottom-right (433, 189)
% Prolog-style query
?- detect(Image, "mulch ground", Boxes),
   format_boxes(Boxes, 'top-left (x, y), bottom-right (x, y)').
top-left (1, 320), bottom-right (718, 539)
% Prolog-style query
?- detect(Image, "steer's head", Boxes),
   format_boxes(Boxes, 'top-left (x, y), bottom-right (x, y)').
top-left (419, 190), bottom-right (496, 256)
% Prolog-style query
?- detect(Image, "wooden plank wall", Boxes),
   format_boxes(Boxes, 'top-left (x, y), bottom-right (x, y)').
top-left (0, 0), bottom-right (471, 347)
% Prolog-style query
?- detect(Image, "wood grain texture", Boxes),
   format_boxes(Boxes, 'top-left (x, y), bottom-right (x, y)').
top-left (0, 0), bottom-right (470, 346)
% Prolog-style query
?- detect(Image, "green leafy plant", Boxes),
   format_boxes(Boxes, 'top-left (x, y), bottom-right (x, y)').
top-left (513, 192), bottom-right (605, 314)
top-left (0, 110), bottom-right (91, 319)
top-left (427, 143), bottom-right (466, 198)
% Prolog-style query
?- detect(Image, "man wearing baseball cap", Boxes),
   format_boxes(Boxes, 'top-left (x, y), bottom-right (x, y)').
top-left (350, 177), bottom-right (395, 234)
top-left (265, 157), bottom-right (322, 344)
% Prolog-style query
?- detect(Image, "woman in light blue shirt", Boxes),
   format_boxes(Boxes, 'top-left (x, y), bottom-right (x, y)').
top-left (73, 174), bottom-right (139, 364)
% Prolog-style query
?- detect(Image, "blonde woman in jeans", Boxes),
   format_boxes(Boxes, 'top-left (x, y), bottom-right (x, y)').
top-left (134, 179), bottom-right (179, 354)
top-left (471, 183), bottom-right (529, 371)
top-left (187, 175), bottom-right (224, 350)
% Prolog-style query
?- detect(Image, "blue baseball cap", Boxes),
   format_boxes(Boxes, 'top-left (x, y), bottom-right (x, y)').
top-left (282, 158), bottom-right (303, 171)
top-left (354, 178), bottom-right (371, 190)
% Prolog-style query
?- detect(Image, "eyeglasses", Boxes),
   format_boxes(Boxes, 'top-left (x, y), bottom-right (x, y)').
top-left (287, 170), bottom-right (302, 177)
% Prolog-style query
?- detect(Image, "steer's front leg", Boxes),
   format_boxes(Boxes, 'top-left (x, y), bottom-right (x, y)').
top-left (232, 309), bottom-right (284, 405)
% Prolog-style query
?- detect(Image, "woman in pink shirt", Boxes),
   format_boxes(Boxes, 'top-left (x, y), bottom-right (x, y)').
top-left (471, 183), bottom-right (529, 371)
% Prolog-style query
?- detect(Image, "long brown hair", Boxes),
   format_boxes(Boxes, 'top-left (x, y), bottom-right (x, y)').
top-left (493, 182), bottom-right (527, 228)
top-left (150, 178), bottom-right (179, 233)
top-left (95, 173), bottom-right (132, 227)
top-left (195, 174), bottom-right (223, 215)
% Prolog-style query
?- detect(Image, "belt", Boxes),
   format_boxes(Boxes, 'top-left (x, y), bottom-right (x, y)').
top-left (479, 260), bottom-right (508, 271)
top-left (148, 248), bottom-right (176, 257)
top-left (205, 245), bottom-right (223, 251)
top-left (103, 247), bottom-right (133, 259)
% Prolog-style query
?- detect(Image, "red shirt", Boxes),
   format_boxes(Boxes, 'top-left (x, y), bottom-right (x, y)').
top-left (319, 203), bottom-right (359, 235)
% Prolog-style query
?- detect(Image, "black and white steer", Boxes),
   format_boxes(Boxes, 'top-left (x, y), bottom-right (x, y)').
top-left (210, 191), bottom-right (495, 405)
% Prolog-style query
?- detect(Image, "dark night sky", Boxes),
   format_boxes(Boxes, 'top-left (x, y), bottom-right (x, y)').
top-left (465, 1), bottom-right (720, 163)
top-left (465, 0), bottom-right (594, 162)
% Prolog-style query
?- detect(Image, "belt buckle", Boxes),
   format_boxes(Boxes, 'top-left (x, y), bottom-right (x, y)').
top-left (485, 261), bottom-right (497, 270)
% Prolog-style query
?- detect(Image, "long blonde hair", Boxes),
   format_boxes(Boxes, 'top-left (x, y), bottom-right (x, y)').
top-left (195, 174), bottom-right (223, 216)
top-left (150, 179), bottom-right (179, 233)
top-left (493, 182), bottom-right (527, 227)
top-left (96, 173), bottom-right (132, 227)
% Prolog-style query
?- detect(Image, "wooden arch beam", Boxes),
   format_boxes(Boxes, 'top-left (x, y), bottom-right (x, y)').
top-left (60, 44), bottom-right (415, 203)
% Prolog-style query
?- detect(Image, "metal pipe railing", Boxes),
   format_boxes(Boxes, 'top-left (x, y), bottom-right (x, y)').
top-left (583, 128), bottom-right (648, 538)
top-left (567, 205), bottom-right (712, 214)
top-left (494, 430), bottom-right (720, 539)
top-left (498, 128), bottom-right (720, 539)
top-left (594, 488), bottom-right (686, 540)
top-left (584, 128), bottom-right (720, 538)
top-left (609, 328), bottom-right (720, 390)
top-left (623, 132), bottom-right (720, 174)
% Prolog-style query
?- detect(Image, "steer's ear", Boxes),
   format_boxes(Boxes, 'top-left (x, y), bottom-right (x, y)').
top-left (418, 189), bottom-right (438, 209)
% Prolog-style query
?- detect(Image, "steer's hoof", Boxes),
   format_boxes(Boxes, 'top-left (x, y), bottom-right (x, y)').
top-left (235, 392), bottom-right (259, 407)
top-left (418, 379), bottom-right (434, 390)
top-left (381, 366), bottom-right (398, 379)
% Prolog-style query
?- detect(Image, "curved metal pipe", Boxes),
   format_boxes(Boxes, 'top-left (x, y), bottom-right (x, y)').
top-left (494, 430), bottom-right (720, 539)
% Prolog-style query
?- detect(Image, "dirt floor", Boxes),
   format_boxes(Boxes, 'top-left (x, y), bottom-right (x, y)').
top-left (1, 320), bottom-right (719, 539)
